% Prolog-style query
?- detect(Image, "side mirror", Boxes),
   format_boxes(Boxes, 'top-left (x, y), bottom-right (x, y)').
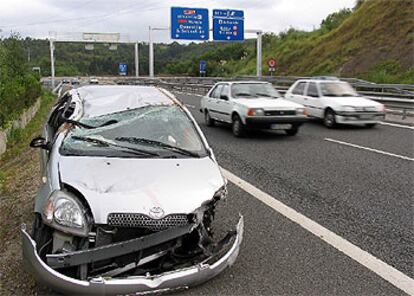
top-left (30, 136), bottom-right (50, 150)
top-left (220, 94), bottom-right (229, 100)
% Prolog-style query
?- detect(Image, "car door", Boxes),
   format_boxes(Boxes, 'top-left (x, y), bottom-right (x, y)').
top-left (216, 84), bottom-right (232, 123)
top-left (287, 81), bottom-right (307, 105)
top-left (205, 84), bottom-right (223, 120)
top-left (304, 82), bottom-right (323, 117)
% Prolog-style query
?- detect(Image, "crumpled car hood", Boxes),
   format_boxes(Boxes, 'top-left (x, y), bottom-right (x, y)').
top-left (58, 156), bottom-right (224, 224)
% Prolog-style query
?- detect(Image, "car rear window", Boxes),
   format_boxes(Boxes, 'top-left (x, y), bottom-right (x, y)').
top-left (292, 82), bottom-right (306, 95)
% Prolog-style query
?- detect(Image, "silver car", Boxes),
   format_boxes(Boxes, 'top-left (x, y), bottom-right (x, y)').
top-left (22, 85), bottom-right (243, 295)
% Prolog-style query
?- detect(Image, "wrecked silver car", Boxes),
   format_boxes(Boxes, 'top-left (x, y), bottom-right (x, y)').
top-left (21, 85), bottom-right (243, 295)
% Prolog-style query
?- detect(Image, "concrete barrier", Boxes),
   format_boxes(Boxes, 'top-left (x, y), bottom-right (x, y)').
top-left (0, 98), bottom-right (41, 157)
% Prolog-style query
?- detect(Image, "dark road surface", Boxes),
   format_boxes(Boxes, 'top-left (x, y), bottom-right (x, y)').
top-left (173, 92), bottom-right (413, 296)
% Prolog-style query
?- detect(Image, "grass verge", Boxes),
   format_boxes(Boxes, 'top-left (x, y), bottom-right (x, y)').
top-left (0, 90), bottom-right (55, 295)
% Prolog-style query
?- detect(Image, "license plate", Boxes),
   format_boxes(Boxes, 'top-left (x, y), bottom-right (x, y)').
top-left (271, 124), bottom-right (292, 130)
top-left (360, 115), bottom-right (374, 120)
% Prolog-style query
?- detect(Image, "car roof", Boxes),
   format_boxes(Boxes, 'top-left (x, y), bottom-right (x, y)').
top-left (72, 85), bottom-right (176, 118)
top-left (295, 78), bottom-right (343, 83)
top-left (216, 81), bottom-right (270, 85)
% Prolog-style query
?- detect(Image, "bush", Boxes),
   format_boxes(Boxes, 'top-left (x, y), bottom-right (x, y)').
top-left (0, 35), bottom-right (41, 128)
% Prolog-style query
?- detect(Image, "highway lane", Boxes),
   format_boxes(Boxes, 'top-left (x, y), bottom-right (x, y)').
top-left (180, 184), bottom-right (404, 296)
top-left (175, 92), bottom-right (414, 284)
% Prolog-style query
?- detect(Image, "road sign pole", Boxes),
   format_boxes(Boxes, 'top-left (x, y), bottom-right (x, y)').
top-left (149, 26), bottom-right (154, 78)
top-left (257, 31), bottom-right (262, 77)
top-left (49, 39), bottom-right (55, 89)
top-left (134, 42), bottom-right (139, 77)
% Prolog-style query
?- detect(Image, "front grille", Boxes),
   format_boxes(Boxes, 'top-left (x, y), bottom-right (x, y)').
top-left (107, 213), bottom-right (189, 231)
top-left (265, 110), bottom-right (296, 116)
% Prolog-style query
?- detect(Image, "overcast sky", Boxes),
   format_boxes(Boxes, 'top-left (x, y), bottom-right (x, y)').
top-left (0, 0), bottom-right (356, 42)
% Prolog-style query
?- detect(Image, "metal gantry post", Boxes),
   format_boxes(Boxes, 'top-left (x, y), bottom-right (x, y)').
top-left (149, 26), bottom-right (154, 78)
top-left (49, 39), bottom-right (55, 89)
top-left (256, 31), bottom-right (262, 77)
top-left (134, 42), bottom-right (139, 77)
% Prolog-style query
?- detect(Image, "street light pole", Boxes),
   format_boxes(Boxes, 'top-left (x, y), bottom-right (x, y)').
top-left (50, 39), bottom-right (55, 89)
top-left (149, 26), bottom-right (154, 78)
top-left (134, 42), bottom-right (139, 77)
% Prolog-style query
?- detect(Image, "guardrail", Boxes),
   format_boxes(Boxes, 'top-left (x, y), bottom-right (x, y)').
top-left (116, 76), bottom-right (413, 108)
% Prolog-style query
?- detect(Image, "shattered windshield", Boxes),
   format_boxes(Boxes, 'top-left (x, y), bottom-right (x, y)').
top-left (60, 105), bottom-right (207, 158)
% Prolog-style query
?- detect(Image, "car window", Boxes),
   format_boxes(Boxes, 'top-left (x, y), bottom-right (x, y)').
top-left (320, 82), bottom-right (358, 97)
top-left (60, 105), bottom-right (208, 158)
top-left (221, 85), bottom-right (229, 98)
top-left (231, 83), bottom-right (280, 99)
top-left (292, 82), bottom-right (306, 95)
top-left (307, 82), bottom-right (319, 97)
top-left (210, 85), bottom-right (223, 98)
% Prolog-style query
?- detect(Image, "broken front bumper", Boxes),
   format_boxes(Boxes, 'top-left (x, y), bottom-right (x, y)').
top-left (21, 216), bottom-right (243, 296)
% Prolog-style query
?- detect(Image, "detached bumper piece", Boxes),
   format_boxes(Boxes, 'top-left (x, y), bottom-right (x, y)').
top-left (21, 216), bottom-right (244, 296)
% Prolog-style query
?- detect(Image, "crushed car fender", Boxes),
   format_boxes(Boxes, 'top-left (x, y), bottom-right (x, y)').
top-left (21, 216), bottom-right (243, 296)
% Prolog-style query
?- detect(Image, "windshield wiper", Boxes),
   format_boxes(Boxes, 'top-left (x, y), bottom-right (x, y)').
top-left (115, 137), bottom-right (200, 158)
top-left (71, 135), bottom-right (159, 157)
top-left (255, 93), bottom-right (279, 98)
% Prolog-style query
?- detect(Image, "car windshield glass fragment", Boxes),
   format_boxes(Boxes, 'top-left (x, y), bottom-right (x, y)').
top-left (61, 105), bottom-right (207, 158)
top-left (320, 83), bottom-right (358, 97)
top-left (231, 83), bottom-right (281, 99)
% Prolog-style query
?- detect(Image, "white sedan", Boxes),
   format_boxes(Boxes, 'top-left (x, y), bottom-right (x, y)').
top-left (200, 81), bottom-right (308, 137)
top-left (285, 78), bottom-right (385, 128)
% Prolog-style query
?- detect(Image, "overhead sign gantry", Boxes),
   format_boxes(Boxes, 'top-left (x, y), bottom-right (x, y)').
top-left (48, 32), bottom-right (139, 89)
top-left (149, 7), bottom-right (262, 78)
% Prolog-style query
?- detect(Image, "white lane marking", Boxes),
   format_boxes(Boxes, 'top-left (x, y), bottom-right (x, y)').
top-left (380, 122), bottom-right (414, 130)
top-left (221, 167), bottom-right (414, 296)
top-left (324, 138), bottom-right (414, 161)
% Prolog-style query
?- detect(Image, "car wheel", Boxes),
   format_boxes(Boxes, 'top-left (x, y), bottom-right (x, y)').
top-left (285, 127), bottom-right (299, 136)
top-left (205, 110), bottom-right (215, 127)
top-left (324, 109), bottom-right (336, 128)
top-left (232, 115), bottom-right (245, 137)
top-left (365, 123), bottom-right (377, 128)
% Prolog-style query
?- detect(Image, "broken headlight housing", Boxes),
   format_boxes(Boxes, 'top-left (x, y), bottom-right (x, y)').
top-left (191, 186), bottom-right (227, 224)
top-left (43, 190), bottom-right (89, 237)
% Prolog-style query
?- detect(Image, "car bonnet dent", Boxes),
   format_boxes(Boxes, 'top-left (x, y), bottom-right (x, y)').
top-left (58, 156), bottom-right (225, 223)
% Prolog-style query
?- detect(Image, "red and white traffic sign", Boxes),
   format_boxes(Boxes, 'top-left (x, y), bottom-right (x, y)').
top-left (267, 58), bottom-right (277, 68)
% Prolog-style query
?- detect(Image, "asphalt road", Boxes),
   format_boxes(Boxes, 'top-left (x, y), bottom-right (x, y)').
top-left (173, 92), bottom-right (413, 295)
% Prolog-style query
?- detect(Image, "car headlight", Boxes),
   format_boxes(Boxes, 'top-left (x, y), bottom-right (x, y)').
top-left (247, 108), bottom-right (265, 116)
top-left (296, 108), bottom-right (307, 115)
top-left (343, 106), bottom-right (356, 112)
top-left (43, 190), bottom-right (89, 236)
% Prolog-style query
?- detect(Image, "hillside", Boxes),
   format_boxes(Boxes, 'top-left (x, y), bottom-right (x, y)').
top-left (235, 0), bottom-right (414, 82)
top-left (161, 0), bottom-right (414, 83)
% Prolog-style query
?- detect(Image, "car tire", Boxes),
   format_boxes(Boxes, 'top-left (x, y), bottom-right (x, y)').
top-left (205, 110), bottom-right (215, 127)
top-left (232, 114), bottom-right (245, 137)
top-left (285, 127), bottom-right (299, 136)
top-left (324, 109), bottom-right (336, 128)
top-left (365, 123), bottom-right (377, 128)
